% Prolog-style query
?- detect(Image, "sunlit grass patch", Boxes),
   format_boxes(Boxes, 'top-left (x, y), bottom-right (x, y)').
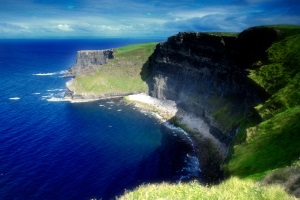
top-left (119, 177), bottom-right (294, 200)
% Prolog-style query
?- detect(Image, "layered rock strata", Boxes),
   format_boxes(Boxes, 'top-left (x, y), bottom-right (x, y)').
top-left (145, 27), bottom-right (279, 146)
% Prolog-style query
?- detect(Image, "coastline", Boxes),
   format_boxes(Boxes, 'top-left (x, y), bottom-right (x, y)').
top-left (125, 93), bottom-right (226, 156)
top-left (63, 95), bottom-right (126, 103)
top-left (62, 92), bottom-right (226, 156)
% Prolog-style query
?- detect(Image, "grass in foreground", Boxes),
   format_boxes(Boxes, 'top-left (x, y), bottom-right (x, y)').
top-left (71, 42), bottom-right (158, 95)
top-left (119, 177), bottom-right (295, 200)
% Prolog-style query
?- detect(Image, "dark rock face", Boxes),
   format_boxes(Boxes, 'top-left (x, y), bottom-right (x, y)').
top-left (146, 27), bottom-right (278, 145)
top-left (65, 49), bottom-right (113, 77)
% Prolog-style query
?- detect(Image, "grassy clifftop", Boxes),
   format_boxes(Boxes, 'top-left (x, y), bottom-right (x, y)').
top-left (69, 42), bottom-right (157, 95)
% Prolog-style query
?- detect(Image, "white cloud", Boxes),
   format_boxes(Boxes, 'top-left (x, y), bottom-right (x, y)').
top-left (57, 24), bottom-right (73, 32)
top-left (0, 23), bottom-right (30, 33)
top-left (0, 0), bottom-right (299, 38)
top-left (169, 9), bottom-right (225, 20)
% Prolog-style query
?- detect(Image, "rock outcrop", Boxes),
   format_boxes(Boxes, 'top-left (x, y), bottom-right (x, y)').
top-left (144, 27), bottom-right (279, 146)
top-left (64, 49), bottom-right (113, 77)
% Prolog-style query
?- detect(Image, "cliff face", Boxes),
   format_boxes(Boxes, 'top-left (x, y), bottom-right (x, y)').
top-left (65, 49), bottom-right (113, 76)
top-left (146, 27), bottom-right (279, 145)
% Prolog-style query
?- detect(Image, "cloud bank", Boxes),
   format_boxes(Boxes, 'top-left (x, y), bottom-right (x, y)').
top-left (0, 0), bottom-right (299, 38)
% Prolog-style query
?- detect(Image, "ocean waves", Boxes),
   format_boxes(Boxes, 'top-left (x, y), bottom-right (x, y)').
top-left (32, 70), bottom-right (67, 76)
top-left (0, 39), bottom-right (202, 200)
top-left (9, 97), bottom-right (20, 100)
top-left (162, 122), bottom-right (201, 182)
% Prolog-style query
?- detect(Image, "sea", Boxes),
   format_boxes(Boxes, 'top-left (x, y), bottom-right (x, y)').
top-left (0, 39), bottom-right (201, 200)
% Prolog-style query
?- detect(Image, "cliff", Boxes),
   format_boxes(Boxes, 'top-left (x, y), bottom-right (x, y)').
top-left (64, 49), bottom-right (113, 77)
top-left (144, 27), bottom-right (278, 145)
top-left (64, 25), bottom-right (300, 195)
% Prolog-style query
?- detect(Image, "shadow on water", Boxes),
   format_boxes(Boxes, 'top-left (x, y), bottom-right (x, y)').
top-left (104, 123), bottom-right (201, 199)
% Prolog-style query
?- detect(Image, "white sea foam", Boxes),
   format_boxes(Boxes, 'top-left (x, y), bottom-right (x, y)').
top-left (33, 92), bottom-right (41, 95)
top-left (163, 122), bottom-right (195, 149)
top-left (163, 122), bottom-right (201, 181)
top-left (9, 97), bottom-right (20, 100)
top-left (179, 153), bottom-right (201, 182)
top-left (47, 97), bottom-right (70, 102)
top-left (42, 94), bottom-right (53, 98)
top-left (117, 109), bottom-right (122, 112)
top-left (99, 104), bottom-right (105, 107)
top-left (33, 70), bottom-right (67, 76)
top-left (33, 73), bottom-right (56, 76)
top-left (47, 89), bottom-right (65, 92)
top-left (59, 70), bottom-right (68, 74)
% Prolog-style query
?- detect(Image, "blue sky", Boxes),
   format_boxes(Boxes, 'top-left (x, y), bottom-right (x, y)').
top-left (0, 0), bottom-right (299, 38)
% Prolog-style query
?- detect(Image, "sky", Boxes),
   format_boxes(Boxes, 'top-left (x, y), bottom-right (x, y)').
top-left (0, 0), bottom-right (300, 38)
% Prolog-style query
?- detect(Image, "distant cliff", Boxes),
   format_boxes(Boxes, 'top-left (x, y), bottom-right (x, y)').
top-left (64, 43), bottom-right (157, 100)
top-left (144, 27), bottom-right (279, 145)
top-left (64, 49), bottom-right (113, 77)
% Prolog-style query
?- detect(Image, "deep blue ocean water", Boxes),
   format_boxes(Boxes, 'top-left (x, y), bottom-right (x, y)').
top-left (0, 39), bottom-right (200, 199)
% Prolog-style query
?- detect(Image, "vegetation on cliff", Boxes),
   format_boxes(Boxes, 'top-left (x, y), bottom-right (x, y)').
top-left (223, 25), bottom-right (300, 196)
top-left (220, 26), bottom-right (300, 197)
top-left (69, 42), bottom-right (157, 95)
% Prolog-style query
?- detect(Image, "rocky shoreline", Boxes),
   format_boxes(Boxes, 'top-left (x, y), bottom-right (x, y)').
top-left (125, 93), bottom-right (226, 157)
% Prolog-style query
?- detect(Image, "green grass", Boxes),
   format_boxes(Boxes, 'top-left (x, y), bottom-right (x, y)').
top-left (266, 25), bottom-right (300, 37)
top-left (70, 42), bottom-right (157, 95)
top-left (119, 177), bottom-right (294, 200)
top-left (225, 26), bottom-right (300, 185)
top-left (224, 106), bottom-right (300, 180)
top-left (249, 34), bottom-right (300, 96)
top-left (204, 94), bottom-right (246, 133)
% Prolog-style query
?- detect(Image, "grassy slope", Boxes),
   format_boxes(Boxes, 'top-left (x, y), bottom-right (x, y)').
top-left (71, 42), bottom-right (157, 95)
top-left (224, 26), bottom-right (300, 181)
top-left (119, 177), bottom-right (294, 200)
